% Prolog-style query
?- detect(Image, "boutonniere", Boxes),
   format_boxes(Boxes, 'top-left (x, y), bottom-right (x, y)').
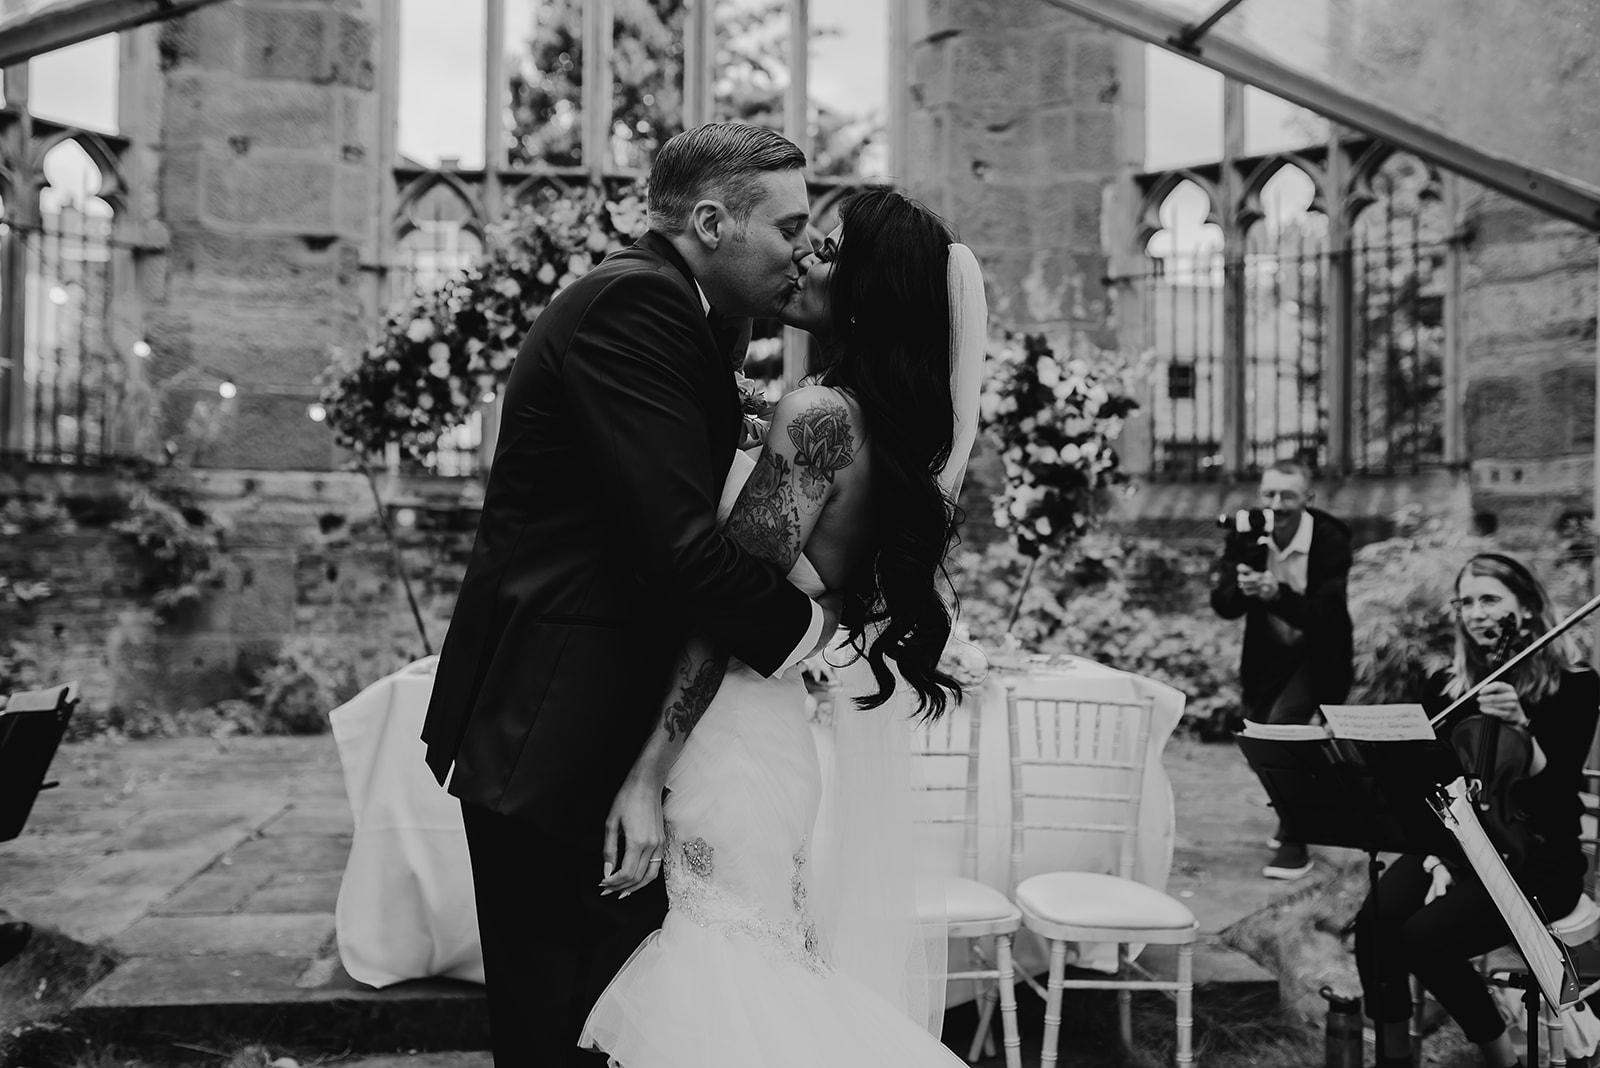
top-left (734, 372), bottom-right (773, 448)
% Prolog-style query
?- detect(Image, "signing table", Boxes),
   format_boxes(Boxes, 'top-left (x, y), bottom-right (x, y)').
top-left (329, 653), bottom-right (1184, 991)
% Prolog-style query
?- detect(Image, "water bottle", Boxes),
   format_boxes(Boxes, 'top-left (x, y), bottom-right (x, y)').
top-left (1322, 985), bottom-right (1364, 1068)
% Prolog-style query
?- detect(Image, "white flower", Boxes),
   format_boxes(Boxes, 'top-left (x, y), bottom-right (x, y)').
top-left (1036, 358), bottom-right (1060, 387)
top-left (1035, 517), bottom-right (1052, 536)
top-left (1060, 443), bottom-right (1082, 464)
top-left (536, 263), bottom-right (557, 285)
top-left (495, 278), bottom-right (520, 299)
top-left (567, 254), bottom-right (590, 278)
top-left (979, 390), bottom-right (1001, 421)
top-left (1087, 384), bottom-right (1109, 408)
top-left (418, 393), bottom-right (435, 410)
top-left (1009, 498), bottom-right (1029, 520)
top-left (405, 318), bottom-right (435, 343)
top-left (587, 230), bottom-right (610, 253)
top-left (1035, 444), bottom-right (1059, 464)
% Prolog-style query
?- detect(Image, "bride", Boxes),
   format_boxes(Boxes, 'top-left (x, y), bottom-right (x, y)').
top-left (580, 186), bottom-right (987, 1066)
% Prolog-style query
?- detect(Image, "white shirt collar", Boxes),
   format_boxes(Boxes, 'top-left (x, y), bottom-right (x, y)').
top-left (694, 281), bottom-right (710, 316)
top-left (1274, 511), bottom-right (1314, 558)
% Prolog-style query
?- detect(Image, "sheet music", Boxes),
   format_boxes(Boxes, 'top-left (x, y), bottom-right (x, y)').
top-left (1238, 721), bottom-right (1329, 741)
top-left (1321, 703), bottom-right (1435, 742)
top-left (1433, 777), bottom-right (1579, 1007)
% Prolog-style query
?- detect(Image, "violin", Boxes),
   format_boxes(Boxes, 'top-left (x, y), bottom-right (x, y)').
top-left (1449, 613), bottom-right (1539, 871)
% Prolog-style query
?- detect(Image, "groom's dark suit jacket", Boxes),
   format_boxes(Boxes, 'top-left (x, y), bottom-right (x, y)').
top-left (423, 232), bottom-right (814, 851)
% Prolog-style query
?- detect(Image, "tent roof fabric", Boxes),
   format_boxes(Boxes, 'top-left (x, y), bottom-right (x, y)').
top-left (1046, 0), bottom-right (1600, 230)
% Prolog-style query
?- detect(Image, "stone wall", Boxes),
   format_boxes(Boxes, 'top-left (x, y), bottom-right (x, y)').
top-left (901, 0), bottom-right (1140, 338)
top-left (2, 464), bottom-right (471, 720)
top-left (1459, 190), bottom-right (1600, 538)
top-left (141, 0), bottom-right (380, 470)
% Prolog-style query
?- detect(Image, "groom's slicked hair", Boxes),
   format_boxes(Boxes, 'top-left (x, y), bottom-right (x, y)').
top-left (647, 123), bottom-right (807, 235)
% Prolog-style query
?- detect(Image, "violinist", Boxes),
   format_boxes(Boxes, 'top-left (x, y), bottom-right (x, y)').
top-left (1353, 552), bottom-right (1598, 1068)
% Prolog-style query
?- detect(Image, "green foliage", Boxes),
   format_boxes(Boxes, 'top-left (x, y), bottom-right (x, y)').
top-left (244, 636), bottom-right (366, 736)
top-left (111, 488), bottom-right (225, 624)
top-left (1345, 506), bottom-right (1491, 704)
top-left (321, 184), bottom-right (649, 463)
top-left (506, 0), bottom-right (874, 176)
top-left (950, 539), bottom-right (1242, 729)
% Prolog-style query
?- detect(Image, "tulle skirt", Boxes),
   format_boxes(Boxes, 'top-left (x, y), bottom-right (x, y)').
top-left (579, 664), bottom-right (964, 1067)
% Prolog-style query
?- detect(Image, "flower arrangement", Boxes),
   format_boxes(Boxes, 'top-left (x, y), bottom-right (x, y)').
top-left (979, 332), bottom-right (1141, 560)
top-left (321, 183), bottom-right (650, 463)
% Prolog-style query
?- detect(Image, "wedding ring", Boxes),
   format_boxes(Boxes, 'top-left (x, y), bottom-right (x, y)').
top-left (647, 858), bottom-right (662, 866)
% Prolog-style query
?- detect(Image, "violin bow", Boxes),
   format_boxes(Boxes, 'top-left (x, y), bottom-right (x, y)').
top-left (1430, 590), bottom-right (1600, 729)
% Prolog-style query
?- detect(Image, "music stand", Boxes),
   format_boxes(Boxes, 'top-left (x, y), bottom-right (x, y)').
top-left (1237, 734), bottom-right (1464, 1060)
top-left (0, 683), bottom-right (77, 843)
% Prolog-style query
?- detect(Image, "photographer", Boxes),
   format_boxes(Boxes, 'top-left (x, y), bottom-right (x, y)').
top-left (1211, 459), bottom-right (1353, 880)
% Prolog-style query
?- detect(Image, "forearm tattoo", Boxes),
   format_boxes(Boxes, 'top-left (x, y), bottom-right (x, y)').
top-left (788, 400), bottom-right (855, 503)
top-left (726, 450), bottom-right (801, 567)
top-left (664, 650), bottom-right (728, 742)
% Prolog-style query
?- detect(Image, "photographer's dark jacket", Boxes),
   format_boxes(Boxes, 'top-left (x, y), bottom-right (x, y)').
top-left (1210, 507), bottom-right (1354, 711)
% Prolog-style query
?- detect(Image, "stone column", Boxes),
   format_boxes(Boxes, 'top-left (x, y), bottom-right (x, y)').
top-left (1460, 193), bottom-right (1600, 537)
top-left (145, 0), bottom-right (382, 470)
top-left (900, 0), bottom-right (1139, 338)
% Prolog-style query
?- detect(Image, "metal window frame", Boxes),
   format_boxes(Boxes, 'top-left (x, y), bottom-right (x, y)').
top-left (1040, 0), bottom-right (1600, 233)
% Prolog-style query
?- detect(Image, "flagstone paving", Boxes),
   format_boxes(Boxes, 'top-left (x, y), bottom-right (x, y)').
top-left (0, 731), bottom-right (1333, 1061)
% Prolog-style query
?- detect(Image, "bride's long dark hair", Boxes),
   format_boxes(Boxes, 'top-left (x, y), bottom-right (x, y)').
top-left (816, 187), bottom-right (964, 721)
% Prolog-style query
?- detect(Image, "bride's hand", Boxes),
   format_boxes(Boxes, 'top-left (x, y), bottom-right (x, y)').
top-left (600, 769), bottom-right (667, 899)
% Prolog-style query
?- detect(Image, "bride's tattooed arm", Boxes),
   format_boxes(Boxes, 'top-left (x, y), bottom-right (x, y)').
top-left (601, 387), bottom-right (861, 896)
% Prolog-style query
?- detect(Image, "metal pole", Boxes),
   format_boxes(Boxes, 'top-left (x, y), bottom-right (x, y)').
top-left (682, 0), bottom-right (715, 129)
top-left (1220, 77), bottom-right (1247, 476)
top-left (782, 0), bottom-right (812, 390)
top-left (482, 0), bottom-right (507, 216)
top-left (581, 0), bottom-right (614, 184)
top-left (0, 64), bottom-right (34, 456)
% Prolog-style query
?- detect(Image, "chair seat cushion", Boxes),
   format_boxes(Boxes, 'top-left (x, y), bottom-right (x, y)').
top-left (1552, 894), bottom-right (1600, 946)
top-left (919, 876), bottom-right (1021, 925)
top-left (1016, 871), bottom-right (1196, 931)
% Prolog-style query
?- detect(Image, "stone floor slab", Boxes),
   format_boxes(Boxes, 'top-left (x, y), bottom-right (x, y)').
top-left (332, 1055), bottom-right (492, 1068)
top-left (244, 871), bottom-right (344, 913)
top-left (154, 867), bottom-right (277, 916)
top-left (113, 912), bottom-right (335, 958)
top-left (222, 834), bottom-right (353, 873)
top-left (263, 804), bottom-right (355, 836)
top-left (76, 953), bottom-right (310, 1007)
top-left (114, 807), bottom-right (264, 852)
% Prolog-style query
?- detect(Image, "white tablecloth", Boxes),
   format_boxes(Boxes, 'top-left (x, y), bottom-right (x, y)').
top-left (328, 654), bottom-right (1183, 991)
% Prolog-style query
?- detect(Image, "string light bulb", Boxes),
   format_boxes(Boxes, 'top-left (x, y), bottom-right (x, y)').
top-left (218, 381), bottom-right (238, 400)
top-left (132, 340), bottom-right (152, 359)
top-left (307, 403), bottom-right (327, 422)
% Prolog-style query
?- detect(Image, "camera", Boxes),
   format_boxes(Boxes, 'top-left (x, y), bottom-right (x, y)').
top-left (1218, 508), bottom-right (1275, 572)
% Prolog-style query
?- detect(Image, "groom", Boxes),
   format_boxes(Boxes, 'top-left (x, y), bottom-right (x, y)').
top-left (422, 123), bottom-right (831, 1067)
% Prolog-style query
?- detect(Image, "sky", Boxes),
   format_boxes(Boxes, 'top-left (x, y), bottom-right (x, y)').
top-left (8, 2), bottom-right (1324, 238)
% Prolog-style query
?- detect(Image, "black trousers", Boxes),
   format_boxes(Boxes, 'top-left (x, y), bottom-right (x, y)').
top-left (462, 800), bottom-right (669, 1068)
top-left (1353, 852), bottom-right (1579, 1045)
top-left (1243, 658), bottom-right (1318, 845)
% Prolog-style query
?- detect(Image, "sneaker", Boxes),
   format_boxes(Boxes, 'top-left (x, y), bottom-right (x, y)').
top-left (1263, 843), bottom-right (1313, 880)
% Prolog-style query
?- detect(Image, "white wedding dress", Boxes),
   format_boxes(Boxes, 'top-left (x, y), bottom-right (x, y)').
top-left (579, 451), bottom-right (966, 1068)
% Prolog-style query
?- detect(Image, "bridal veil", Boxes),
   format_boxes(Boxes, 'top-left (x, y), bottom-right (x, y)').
top-left (809, 241), bottom-right (987, 1037)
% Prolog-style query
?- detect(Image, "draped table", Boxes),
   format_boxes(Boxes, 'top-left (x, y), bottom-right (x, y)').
top-left (329, 653), bottom-right (1184, 993)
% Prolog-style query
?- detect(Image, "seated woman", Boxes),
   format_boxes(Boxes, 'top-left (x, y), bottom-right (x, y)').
top-left (1354, 552), bottom-right (1598, 1068)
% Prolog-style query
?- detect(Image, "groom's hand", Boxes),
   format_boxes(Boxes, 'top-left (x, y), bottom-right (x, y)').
top-left (600, 771), bottom-right (667, 899)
